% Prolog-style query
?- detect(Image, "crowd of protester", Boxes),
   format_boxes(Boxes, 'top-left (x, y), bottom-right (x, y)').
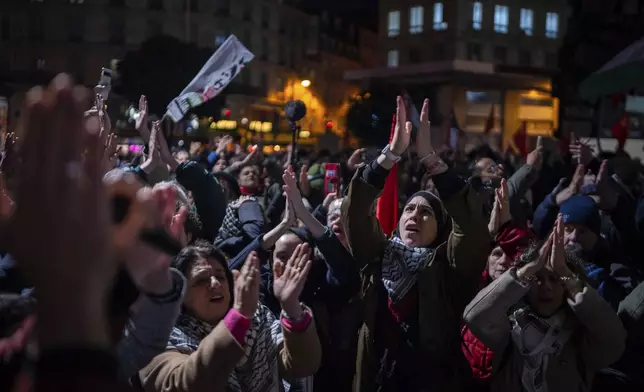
top-left (2, 74), bottom-right (644, 391)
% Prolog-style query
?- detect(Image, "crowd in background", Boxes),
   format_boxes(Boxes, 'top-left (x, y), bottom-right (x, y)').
top-left (2, 74), bottom-right (644, 392)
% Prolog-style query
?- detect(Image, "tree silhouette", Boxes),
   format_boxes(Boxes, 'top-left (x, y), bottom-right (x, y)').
top-left (113, 35), bottom-right (220, 118)
top-left (345, 85), bottom-right (396, 147)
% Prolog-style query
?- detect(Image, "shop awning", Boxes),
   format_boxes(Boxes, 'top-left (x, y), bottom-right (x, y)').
top-left (579, 36), bottom-right (644, 102)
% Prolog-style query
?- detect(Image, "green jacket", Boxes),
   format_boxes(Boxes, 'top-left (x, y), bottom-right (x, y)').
top-left (342, 168), bottom-right (491, 391)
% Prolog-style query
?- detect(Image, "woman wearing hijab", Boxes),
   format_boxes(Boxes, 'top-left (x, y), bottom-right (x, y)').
top-left (463, 216), bottom-right (625, 392)
top-left (138, 242), bottom-right (321, 392)
top-left (343, 98), bottom-right (491, 391)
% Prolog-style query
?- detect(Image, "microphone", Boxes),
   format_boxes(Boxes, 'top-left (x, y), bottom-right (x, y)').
top-left (284, 100), bottom-right (307, 122)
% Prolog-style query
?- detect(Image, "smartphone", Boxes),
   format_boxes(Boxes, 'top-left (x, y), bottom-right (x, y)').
top-left (95, 67), bottom-right (113, 100)
top-left (324, 163), bottom-right (340, 195)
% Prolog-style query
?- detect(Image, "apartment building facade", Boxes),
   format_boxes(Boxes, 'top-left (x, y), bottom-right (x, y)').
top-left (346, 0), bottom-right (569, 148)
top-left (0, 0), bottom-right (376, 146)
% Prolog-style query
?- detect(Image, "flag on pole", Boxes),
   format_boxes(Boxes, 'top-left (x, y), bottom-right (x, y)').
top-left (611, 113), bottom-right (628, 150)
top-left (376, 114), bottom-right (399, 237)
top-left (513, 121), bottom-right (528, 157)
top-left (165, 35), bottom-right (254, 122)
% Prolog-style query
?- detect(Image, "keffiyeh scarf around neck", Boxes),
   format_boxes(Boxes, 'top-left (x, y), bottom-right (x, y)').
top-left (168, 304), bottom-right (285, 392)
top-left (509, 305), bottom-right (572, 392)
top-left (381, 236), bottom-right (434, 303)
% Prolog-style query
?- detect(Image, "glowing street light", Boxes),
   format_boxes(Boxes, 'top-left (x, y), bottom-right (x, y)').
top-left (301, 79), bottom-right (311, 88)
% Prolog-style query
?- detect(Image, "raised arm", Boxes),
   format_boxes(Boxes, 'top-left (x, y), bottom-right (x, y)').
top-left (415, 99), bottom-right (490, 280)
top-left (341, 96), bottom-right (410, 267)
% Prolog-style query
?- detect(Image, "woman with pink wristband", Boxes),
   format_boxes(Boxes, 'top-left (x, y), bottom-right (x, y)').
top-left (138, 242), bottom-right (321, 392)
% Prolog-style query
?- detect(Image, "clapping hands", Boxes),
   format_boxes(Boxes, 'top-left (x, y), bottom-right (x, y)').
top-left (488, 178), bottom-right (510, 236)
top-left (233, 251), bottom-right (260, 318)
top-left (273, 243), bottom-right (312, 319)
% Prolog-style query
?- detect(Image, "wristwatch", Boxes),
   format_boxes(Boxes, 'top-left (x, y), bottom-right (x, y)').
top-left (381, 144), bottom-right (402, 163)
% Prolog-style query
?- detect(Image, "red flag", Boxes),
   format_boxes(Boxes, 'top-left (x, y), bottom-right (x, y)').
top-left (376, 114), bottom-right (399, 237)
top-left (611, 113), bottom-right (628, 150)
top-left (513, 121), bottom-right (528, 157)
top-left (483, 105), bottom-right (495, 134)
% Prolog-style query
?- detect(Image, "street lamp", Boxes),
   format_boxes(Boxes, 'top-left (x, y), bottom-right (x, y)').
top-left (301, 79), bottom-right (311, 88)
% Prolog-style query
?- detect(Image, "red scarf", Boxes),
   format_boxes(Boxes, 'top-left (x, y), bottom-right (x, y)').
top-left (239, 185), bottom-right (261, 195)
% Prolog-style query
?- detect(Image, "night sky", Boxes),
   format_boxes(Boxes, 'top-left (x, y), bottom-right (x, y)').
top-left (300, 0), bottom-right (379, 30)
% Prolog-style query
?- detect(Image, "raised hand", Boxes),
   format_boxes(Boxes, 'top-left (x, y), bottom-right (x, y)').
top-left (233, 251), bottom-right (260, 318)
top-left (488, 178), bottom-right (510, 236)
top-left (140, 120), bottom-right (162, 173)
top-left (298, 164), bottom-right (311, 197)
top-left (282, 166), bottom-right (305, 209)
top-left (9, 75), bottom-right (115, 349)
top-left (390, 96), bottom-right (411, 156)
top-left (526, 142), bottom-right (543, 169)
top-left (103, 132), bottom-right (118, 171)
top-left (282, 194), bottom-right (298, 228)
top-left (322, 191), bottom-right (338, 210)
top-left (347, 148), bottom-right (365, 172)
top-left (569, 133), bottom-right (594, 166)
top-left (135, 94), bottom-right (150, 138)
top-left (517, 231), bottom-right (553, 281)
top-left (416, 98), bottom-right (434, 157)
top-left (555, 164), bottom-right (584, 206)
top-left (273, 243), bottom-right (312, 318)
top-left (549, 214), bottom-right (572, 277)
top-left (216, 135), bottom-right (233, 154)
top-left (592, 159), bottom-right (618, 210)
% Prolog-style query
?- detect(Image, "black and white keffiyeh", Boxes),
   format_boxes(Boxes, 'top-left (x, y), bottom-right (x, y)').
top-left (509, 306), bottom-right (572, 392)
top-left (168, 303), bottom-right (311, 392)
top-left (381, 236), bottom-right (434, 302)
top-left (215, 196), bottom-right (259, 246)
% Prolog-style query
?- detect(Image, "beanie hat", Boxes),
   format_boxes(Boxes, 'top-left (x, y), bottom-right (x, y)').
top-left (560, 195), bottom-right (601, 236)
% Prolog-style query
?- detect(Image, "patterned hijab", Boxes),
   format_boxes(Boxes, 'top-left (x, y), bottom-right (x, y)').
top-left (382, 191), bottom-right (452, 302)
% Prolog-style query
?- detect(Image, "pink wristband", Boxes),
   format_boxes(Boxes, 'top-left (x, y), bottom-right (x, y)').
top-left (281, 307), bottom-right (312, 332)
top-left (223, 308), bottom-right (251, 345)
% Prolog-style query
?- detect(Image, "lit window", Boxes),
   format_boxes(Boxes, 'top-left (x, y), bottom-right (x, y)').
top-left (387, 50), bottom-right (399, 67)
top-left (409, 6), bottom-right (424, 34)
top-left (493, 5), bottom-right (508, 33)
top-left (520, 8), bottom-right (533, 35)
top-left (387, 11), bottom-right (400, 37)
top-left (545, 12), bottom-right (559, 39)
top-left (433, 3), bottom-right (447, 30)
top-left (472, 2), bottom-right (482, 30)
